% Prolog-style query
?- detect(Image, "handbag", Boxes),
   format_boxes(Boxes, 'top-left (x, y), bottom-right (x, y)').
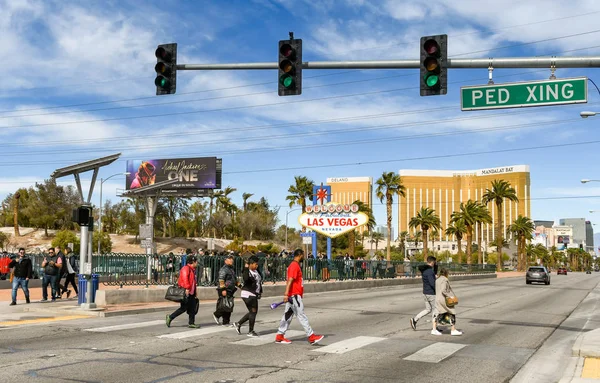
top-left (445, 296), bottom-right (458, 307)
top-left (165, 285), bottom-right (186, 302)
top-left (9, 270), bottom-right (14, 283)
top-left (217, 296), bottom-right (234, 313)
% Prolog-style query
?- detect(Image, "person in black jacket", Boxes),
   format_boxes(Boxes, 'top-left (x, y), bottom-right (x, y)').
top-left (213, 255), bottom-right (241, 326)
top-left (60, 247), bottom-right (78, 298)
top-left (233, 256), bottom-right (263, 337)
top-left (8, 248), bottom-right (32, 305)
top-left (409, 256), bottom-right (439, 334)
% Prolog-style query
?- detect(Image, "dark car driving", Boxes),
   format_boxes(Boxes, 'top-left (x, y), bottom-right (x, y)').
top-left (526, 266), bottom-right (551, 285)
top-left (557, 268), bottom-right (567, 275)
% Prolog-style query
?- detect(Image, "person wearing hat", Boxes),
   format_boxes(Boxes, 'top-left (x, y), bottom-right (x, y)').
top-left (166, 255), bottom-right (199, 328)
top-left (213, 254), bottom-right (241, 326)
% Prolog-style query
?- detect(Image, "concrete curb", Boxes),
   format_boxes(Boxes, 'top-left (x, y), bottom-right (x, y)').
top-left (572, 329), bottom-right (600, 358)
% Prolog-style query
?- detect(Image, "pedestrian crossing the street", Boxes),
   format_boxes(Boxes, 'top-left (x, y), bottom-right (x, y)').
top-left (80, 319), bottom-right (471, 363)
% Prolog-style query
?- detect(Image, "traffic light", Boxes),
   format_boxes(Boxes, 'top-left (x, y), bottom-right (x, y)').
top-left (155, 43), bottom-right (177, 95)
top-left (420, 35), bottom-right (447, 96)
top-left (72, 206), bottom-right (92, 226)
top-left (278, 38), bottom-right (302, 96)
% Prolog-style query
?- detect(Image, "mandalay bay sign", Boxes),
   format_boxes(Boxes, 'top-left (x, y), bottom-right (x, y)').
top-left (298, 202), bottom-right (369, 238)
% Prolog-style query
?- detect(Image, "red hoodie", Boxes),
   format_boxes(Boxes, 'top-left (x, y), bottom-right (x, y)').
top-left (178, 264), bottom-right (197, 296)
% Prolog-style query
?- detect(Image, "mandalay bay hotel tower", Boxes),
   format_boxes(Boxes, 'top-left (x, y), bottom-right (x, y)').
top-left (398, 165), bottom-right (530, 245)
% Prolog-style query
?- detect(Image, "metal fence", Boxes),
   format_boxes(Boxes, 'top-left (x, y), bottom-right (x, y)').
top-left (0, 253), bottom-right (496, 286)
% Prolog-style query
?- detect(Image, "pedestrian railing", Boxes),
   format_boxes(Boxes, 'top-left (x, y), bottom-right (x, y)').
top-left (0, 253), bottom-right (496, 287)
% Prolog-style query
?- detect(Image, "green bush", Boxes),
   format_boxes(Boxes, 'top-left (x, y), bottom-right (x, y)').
top-left (257, 243), bottom-right (281, 254)
top-left (51, 230), bottom-right (80, 252)
top-left (93, 231), bottom-right (112, 254)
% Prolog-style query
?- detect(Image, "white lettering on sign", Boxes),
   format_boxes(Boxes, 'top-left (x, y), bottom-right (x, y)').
top-left (526, 83), bottom-right (574, 102)
top-left (486, 89), bottom-right (495, 105)
top-left (499, 88), bottom-right (509, 104)
top-left (472, 90), bottom-right (483, 105)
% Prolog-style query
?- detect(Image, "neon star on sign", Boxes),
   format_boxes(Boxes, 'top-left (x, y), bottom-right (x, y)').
top-left (299, 202), bottom-right (368, 238)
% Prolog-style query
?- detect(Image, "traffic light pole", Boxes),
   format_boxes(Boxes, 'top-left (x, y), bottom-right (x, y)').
top-left (176, 56), bottom-right (600, 70)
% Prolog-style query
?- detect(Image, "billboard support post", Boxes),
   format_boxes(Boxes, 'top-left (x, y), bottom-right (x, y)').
top-left (145, 197), bottom-right (158, 282)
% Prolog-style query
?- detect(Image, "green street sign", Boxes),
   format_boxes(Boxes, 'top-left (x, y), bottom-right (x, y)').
top-left (461, 77), bottom-right (587, 111)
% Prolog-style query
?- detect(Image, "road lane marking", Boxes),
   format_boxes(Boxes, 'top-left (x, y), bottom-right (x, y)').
top-left (313, 336), bottom-right (386, 354)
top-left (230, 330), bottom-right (306, 346)
top-left (157, 325), bottom-right (230, 339)
top-left (85, 320), bottom-right (165, 332)
top-left (0, 315), bottom-right (91, 327)
top-left (403, 342), bottom-right (467, 363)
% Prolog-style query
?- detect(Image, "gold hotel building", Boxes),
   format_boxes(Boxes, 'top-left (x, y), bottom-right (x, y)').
top-left (398, 165), bottom-right (530, 243)
top-left (327, 177), bottom-right (373, 233)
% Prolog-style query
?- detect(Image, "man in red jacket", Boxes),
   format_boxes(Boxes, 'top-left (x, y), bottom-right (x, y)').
top-left (166, 256), bottom-right (199, 328)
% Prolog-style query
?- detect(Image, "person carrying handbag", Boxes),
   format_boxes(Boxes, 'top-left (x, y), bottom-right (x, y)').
top-left (213, 255), bottom-right (241, 326)
top-left (433, 268), bottom-right (462, 336)
top-left (166, 256), bottom-right (199, 329)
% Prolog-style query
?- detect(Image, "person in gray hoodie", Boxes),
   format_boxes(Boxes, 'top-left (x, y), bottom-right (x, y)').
top-left (409, 256), bottom-right (438, 334)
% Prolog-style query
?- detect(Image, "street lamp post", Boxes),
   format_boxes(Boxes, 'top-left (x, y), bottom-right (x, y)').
top-left (284, 208), bottom-right (302, 251)
top-left (98, 172), bottom-right (130, 254)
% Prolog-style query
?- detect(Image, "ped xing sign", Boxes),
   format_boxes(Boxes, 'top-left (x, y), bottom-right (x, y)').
top-left (299, 202), bottom-right (368, 238)
top-left (461, 77), bottom-right (587, 111)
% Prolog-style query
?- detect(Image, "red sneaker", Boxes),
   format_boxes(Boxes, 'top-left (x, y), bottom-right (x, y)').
top-left (275, 334), bottom-right (292, 344)
top-left (308, 334), bottom-right (324, 344)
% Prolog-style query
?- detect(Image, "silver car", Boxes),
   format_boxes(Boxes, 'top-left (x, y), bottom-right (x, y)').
top-left (526, 266), bottom-right (550, 285)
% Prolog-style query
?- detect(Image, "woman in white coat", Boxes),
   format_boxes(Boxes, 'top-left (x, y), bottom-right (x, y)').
top-left (433, 268), bottom-right (462, 336)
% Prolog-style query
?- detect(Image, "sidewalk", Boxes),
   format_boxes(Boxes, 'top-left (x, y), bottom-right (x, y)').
top-left (511, 280), bottom-right (600, 382)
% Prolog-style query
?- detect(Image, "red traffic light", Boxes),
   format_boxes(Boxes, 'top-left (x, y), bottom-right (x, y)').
top-left (423, 39), bottom-right (440, 56)
top-left (280, 43), bottom-right (296, 59)
top-left (155, 47), bottom-right (172, 61)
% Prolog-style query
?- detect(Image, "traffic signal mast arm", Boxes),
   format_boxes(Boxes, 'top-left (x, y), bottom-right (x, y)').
top-left (175, 56), bottom-right (600, 70)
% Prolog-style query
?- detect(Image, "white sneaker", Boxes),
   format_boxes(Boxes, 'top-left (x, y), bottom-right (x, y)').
top-left (431, 329), bottom-right (442, 336)
top-left (451, 330), bottom-right (463, 336)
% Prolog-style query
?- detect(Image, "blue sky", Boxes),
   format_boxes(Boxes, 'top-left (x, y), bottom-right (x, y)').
top-left (2, 0), bottom-right (600, 237)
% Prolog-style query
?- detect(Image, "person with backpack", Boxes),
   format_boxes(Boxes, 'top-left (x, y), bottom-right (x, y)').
top-left (41, 247), bottom-right (62, 302)
top-left (233, 255), bottom-right (263, 337)
top-left (166, 256), bottom-right (199, 328)
top-left (409, 256), bottom-right (439, 334)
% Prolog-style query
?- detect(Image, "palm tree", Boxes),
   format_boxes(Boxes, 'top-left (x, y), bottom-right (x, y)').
top-left (431, 229), bottom-right (439, 252)
top-left (370, 232), bottom-right (384, 251)
top-left (445, 220), bottom-right (466, 264)
top-left (451, 200), bottom-right (480, 265)
top-left (286, 176), bottom-right (314, 216)
top-left (508, 215), bottom-right (535, 271)
top-left (242, 193), bottom-right (254, 211)
top-left (348, 200), bottom-right (376, 257)
top-left (13, 192), bottom-right (20, 237)
top-left (482, 179), bottom-right (519, 272)
top-left (397, 231), bottom-right (409, 259)
top-left (376, 172), bottom-right (406, 264)
top-left (412, 231), bottom-right (422, 249)
top-left (474, 204), bottom-right (492, 265)
top-left (409, 207), bottom-right (441, 258)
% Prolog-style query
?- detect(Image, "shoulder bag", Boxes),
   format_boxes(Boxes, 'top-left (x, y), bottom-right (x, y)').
top-left (165, 285), bottom-right (186, 302)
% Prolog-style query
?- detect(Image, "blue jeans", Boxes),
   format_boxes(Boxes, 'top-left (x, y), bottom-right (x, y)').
top-left (12, 277), bottom-right (29, 302)
top-left (42, 274), bottom-right (58, 300)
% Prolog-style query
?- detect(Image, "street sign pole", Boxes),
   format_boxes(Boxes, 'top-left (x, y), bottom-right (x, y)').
top-left (176, 56), bottom-right (600, 71)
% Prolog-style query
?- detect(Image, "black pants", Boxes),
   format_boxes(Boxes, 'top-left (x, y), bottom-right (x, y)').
top-left (170, 295), bottom-right (197, 325)
top-left (62, 274), bottom-right (78, 295)
top-left (237, 296), bottom-right (258, 332)
top-left (214, 294), bottom-right (234, 324)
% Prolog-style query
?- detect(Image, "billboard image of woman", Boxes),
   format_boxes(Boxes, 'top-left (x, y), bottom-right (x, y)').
top-left (130, 161), bottom-right (156, 189)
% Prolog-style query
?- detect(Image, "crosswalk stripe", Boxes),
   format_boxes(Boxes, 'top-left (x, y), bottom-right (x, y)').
top-left (157, 325), bottom-right (231, 339)
top-left (313, 336), bottom-right (386, 354)
top-left (403, 342), bottom-right (466, 363)
top-left (85, 320), bottom-right (165, 333)
top-left (231, 330), bottom-right (306, 346)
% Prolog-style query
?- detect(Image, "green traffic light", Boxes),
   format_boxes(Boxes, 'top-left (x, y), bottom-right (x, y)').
top-left (155, 76), bottom-right (170, 88)
top-left (280, 74), bottom-right (294, 88)
top-left (425, 74), bottom-right (440, 88)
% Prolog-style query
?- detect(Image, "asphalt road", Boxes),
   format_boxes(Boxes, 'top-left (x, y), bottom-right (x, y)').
top-left (1, 273), bottom-right (599, 383)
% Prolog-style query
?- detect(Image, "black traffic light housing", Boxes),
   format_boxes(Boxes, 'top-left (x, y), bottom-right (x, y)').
top-left (420, 34), bottom-right (447, 96)
top-left (278, 36), bottom-right (302, 96)
top-left (72, 206), bottom-right (92, 226)
top-left (155, 43), bottom-right (177, 95)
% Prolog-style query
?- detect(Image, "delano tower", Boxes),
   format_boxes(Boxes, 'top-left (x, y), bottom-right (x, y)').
top-left (398, 165), bottom-right (530, 244)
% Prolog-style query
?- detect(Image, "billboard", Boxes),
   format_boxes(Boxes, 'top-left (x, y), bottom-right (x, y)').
top-left (126, 157), bottom-right (222, 192)
top-left (556, 235), bottom-right (570, 250)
